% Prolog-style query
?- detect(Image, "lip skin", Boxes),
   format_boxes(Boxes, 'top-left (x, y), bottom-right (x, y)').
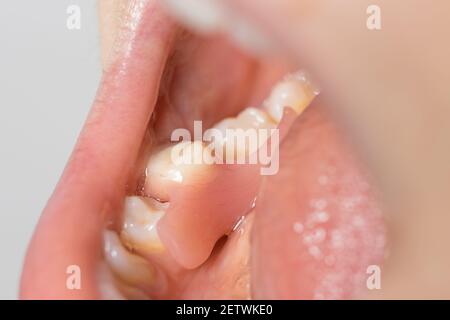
top-left (20, 0), bottom-right (177, 299)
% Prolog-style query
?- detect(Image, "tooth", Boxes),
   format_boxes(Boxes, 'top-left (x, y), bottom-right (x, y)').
top-left (120, 196), bottom-right (166, 255)
top-left (263, 72), bottom-right (318, 123)
top-left (144, 141), bottom-right (216, 200)
top-left (206, 107), bottom-right (276, 163)
top-left (161, 0), bottom-right (226, 33)
top-left (103, 230), bottom-right (156, 288)
top-left (237, 107), bottom-right (276, 130)
top-left (223, 14), bottom-right (275, 55)
top-left (98, 262), bottom-right (149, 300)
top-left (161, 0), bottom-right (274, 55)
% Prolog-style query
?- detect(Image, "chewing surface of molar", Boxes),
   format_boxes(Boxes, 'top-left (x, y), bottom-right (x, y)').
top-left (120, 196), bottom-right (166, 255)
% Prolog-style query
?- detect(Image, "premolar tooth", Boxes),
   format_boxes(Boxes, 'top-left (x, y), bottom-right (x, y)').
top-left (120, 196), bottom-right (166, 255)
top-left (103, 230), bottom-right (156, 289)
top-left (263, 72), bottom-right (318, 123)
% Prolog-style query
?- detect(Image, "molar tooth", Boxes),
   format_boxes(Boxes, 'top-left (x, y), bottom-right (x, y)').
top-left (103, 230), bottom-right (156, 289)
top-left (209, 109), bottom-right (275, 163)
top-left (237, 107), bottom-right (276, 129)
top-left (210, 117), bottom-right (258, 163)
top-left (120, 196), bottom-right (166, 255)
top-left (263, 72), bottom-right (318, 123)
top-left (144, 142), bottom-right (216, 200)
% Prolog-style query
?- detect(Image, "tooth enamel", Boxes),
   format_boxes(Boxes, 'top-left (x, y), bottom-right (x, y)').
top-left (207, 107), bottom-right (276, 163)
top-left (223, 13), bottom-right (276, 55)
top-left (98, 263), bottom-right (150, 300)
top-left (144, 142), bottom-right (216, 200)
top-left (210, 118), bottom-right (252, 162)
top-left (237, 107), bottom-right (276, 129)
top-left (161, 0), bottom-right (226, 33)
top-left (120, 196), bottom-right (166, 254)
top-left (161, 0), bottom-right (274, 55)
top-left (103, 230), bottom-right (156, 288)
top-left (263, 73), bottom-right (318, 123)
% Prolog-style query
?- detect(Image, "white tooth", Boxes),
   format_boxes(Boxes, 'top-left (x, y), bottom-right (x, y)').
top-left (120, 196), bottom-right (166, 255)
top-left (263, 72), bottom-right (318, 123)
top-left (224, 14), bottom-right (275, 55)
top-left (144, 142), bottom-right (216, 199)
top-left (206, 108), bottom-right (276, 163)
top-left (161, 0), bottom-right (226, 33)
top-left (103, 230), bottom-right (155, 288)
top-left (237, 107), bottom-right (276, 129)
top-left (98, 262), bottom-right (149, 300)
top-left (210, 117), bottom-right (250, 163)
top-left (161, 0), bottom-right (274, 55)
top-left (98, 263), bottom-right (127, 300)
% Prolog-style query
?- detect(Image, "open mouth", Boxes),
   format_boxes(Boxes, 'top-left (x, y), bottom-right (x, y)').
top-left (20, 1), bottom-right (386, 300)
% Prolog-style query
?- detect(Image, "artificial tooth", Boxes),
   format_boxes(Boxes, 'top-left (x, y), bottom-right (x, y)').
top-left (103, 230), bottom-right (156, 288)
top-left (120, 196), bottom-right (166, 255)
top-left (144, 141), bottom-right (216, 200)
top-left (263, 72), bottom-right (318, 123)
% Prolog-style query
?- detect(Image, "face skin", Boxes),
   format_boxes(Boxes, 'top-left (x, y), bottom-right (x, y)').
top-left (19, 0), bottom-right (450, 299)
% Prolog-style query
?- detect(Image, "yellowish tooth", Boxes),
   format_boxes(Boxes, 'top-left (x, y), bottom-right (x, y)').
top-left (120, 196), bottom-right (166, 255)
top-left (103, 230), bottom-right (156, 288)
top-left (144, 141), bottom-right (216, 200)
top-left (263, 72), bottom-right (318, 123)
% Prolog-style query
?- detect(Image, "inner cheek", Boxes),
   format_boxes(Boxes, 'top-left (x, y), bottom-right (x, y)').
top-left (252, 105), bottom-right (387, 299)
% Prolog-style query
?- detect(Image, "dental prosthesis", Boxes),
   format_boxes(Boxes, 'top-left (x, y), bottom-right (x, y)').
top-left (102, 71), bottom-right (318, 299)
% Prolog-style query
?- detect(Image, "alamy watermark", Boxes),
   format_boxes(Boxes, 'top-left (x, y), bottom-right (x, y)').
top-left (366, 264), bottom-right (381, 290)
top-left (66, 5), bottom-right (81, 30)
top-left (367, 5), bottom-right (382, 30)
top-left (66, 264), bottom-right (81, 290)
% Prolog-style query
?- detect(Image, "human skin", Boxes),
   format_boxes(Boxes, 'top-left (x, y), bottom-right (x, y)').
top-left (19, 0), bottom-right (450, 299)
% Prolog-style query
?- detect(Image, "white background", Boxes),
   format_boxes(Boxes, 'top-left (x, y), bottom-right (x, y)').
top-left (0, 1), bottom-right (101, 298)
